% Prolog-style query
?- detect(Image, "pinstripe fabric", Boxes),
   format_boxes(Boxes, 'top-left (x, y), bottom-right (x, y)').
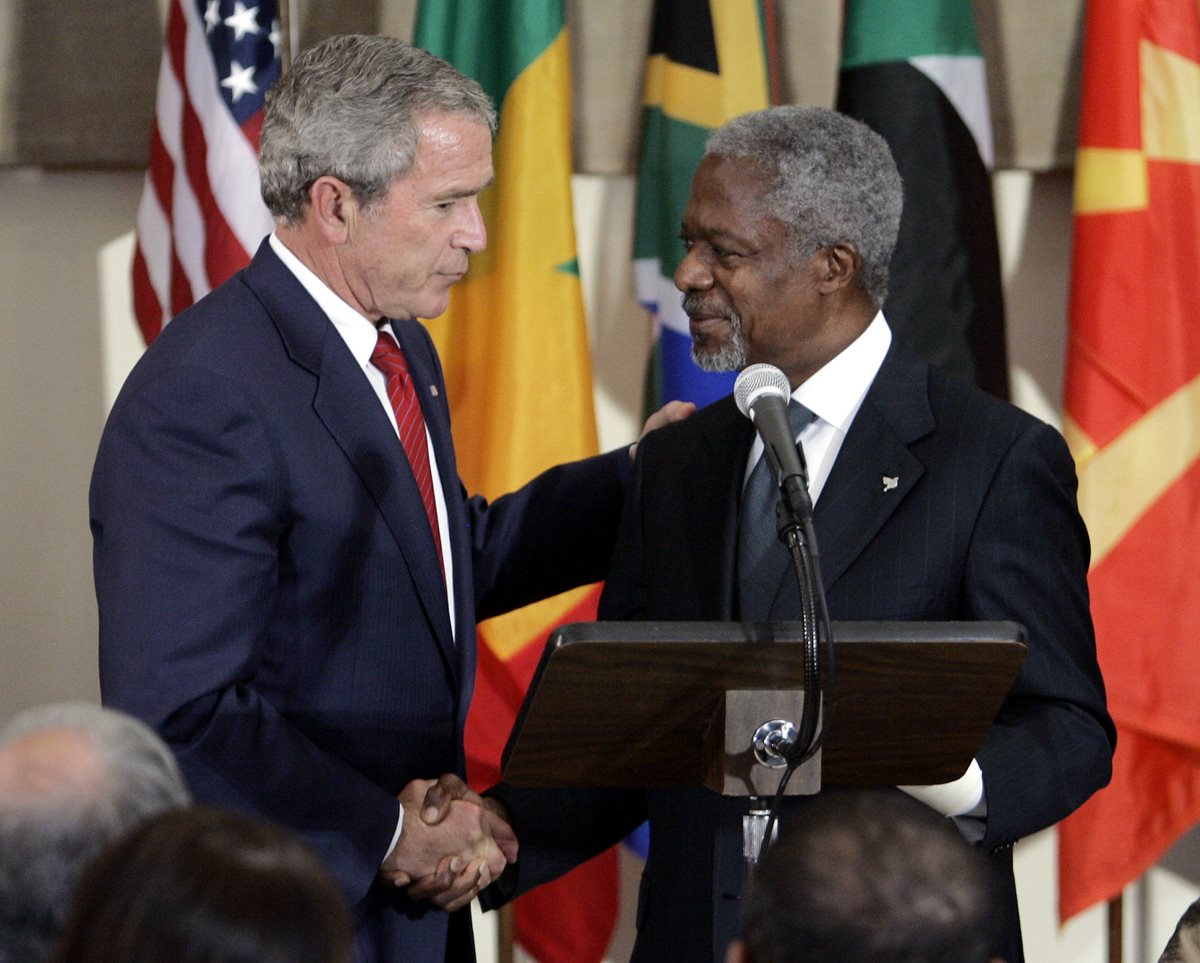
top-left (371, 330), bottom-right (444, 578)
top-left (95, 240), bottom-right (635, 961)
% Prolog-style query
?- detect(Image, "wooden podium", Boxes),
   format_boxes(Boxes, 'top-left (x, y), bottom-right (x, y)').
top-left (501, 620), bottom-right (1027, 797)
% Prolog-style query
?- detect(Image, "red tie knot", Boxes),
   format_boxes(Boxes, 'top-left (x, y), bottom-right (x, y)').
top-left (372, 331), bottom-right (411, 385)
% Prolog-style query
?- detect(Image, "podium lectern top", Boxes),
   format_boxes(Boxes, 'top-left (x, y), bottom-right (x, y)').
top-left (501, 620), bottom-right (1027, 791)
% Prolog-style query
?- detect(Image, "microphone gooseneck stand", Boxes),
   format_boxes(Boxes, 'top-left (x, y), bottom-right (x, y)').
top-left (744, 443), bottom-right (837, 869)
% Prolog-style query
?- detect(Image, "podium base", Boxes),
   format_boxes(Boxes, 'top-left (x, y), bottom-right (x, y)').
top-left (706, 689), bottom-right (822, 797)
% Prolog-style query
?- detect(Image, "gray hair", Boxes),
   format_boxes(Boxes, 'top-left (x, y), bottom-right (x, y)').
top-left (260, 34), bottom-right (496, 224)
top-left (0, 703), bottom-right (190, 962)
top-left (706, 105), bottom-right (902, 308)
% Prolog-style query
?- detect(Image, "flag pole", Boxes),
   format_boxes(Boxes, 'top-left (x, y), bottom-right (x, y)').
top-left (498, 904), bottom-right (515, 963)
top-left (1108, 894), bottom-right (1123, 963)
top-left (761, 0), bottom-right (782, 105)
top-left (278, 0), bottom-right (296, 72)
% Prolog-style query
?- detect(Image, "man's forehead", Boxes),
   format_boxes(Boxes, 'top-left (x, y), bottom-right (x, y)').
top-left (683, 165), bottom-right (782, 246)
top-left (688, 155), bottom-right (771, 210)
top-left (414, 111), bottom-right (492, 151)
top-left (416, 113), bottom-right (490, 147)
top-left (406, 114), bottom-right (494, 185)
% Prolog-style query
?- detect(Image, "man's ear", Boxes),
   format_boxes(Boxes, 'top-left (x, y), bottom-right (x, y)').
top-left (815, 242), bottom-right (862, 294)
top-left (308, 175), bottom-right (358, 245)
top-left (725, 937), bottom-right (750, 963)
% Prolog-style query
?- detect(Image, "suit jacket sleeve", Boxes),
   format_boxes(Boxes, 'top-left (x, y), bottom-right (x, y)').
top-left (468, 446), bottom-right (633, 621)
top-left (478, 446), bottom-right (648, 908)
top-left (91, 362), bottom-right (400, 903)
top-left (965, 418), bottom-right (1115, 850)
top-left (593, 433), bottom-right (651, 621)
top-left (480, 784), bottom-right (648, 909)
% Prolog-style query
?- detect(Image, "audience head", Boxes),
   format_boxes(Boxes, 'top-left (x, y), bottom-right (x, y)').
top-left (52, 805), bottom-right (354, 963)
top-left (729, 789), bottom-right (1001, 963)
top-left (0, 702), bottom-right (190, 962)
top-left (260, 33), bottom-right (496, 224)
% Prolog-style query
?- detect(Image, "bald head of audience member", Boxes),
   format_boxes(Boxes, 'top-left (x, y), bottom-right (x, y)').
top-left (0, 703), bottom-right (190, 962)
top-left (728, 789), bottom-right (1004, 963)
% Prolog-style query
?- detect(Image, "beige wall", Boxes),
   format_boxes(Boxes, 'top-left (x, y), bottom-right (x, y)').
top-left (0, 169), bottom-right (143, 712)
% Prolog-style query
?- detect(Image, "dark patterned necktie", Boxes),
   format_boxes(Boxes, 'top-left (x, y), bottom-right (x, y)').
top-left (736, 400), bottom-right (815, 620)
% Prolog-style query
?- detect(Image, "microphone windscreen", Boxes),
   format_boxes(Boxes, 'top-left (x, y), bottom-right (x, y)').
top-left (733, 363), bottom-right (791, 418)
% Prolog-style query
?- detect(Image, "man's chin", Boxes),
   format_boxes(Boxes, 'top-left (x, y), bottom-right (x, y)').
top-left (410, 296), bottom-right (452, 321)
top-left (692, 341), bottom-right (746, 373)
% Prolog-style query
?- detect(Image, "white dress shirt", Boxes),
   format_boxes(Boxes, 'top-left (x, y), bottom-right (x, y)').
top-left (742, 309), bottom-right (891, 505)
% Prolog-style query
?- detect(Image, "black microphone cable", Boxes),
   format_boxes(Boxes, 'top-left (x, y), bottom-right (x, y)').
top-left (753, 452), bottom-right (837, 865)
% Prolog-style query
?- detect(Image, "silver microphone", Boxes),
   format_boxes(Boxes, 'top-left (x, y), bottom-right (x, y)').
top-left (734, 364), bottom-right (810, 516)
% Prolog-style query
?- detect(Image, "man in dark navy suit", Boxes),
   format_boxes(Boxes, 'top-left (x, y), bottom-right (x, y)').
top-left (432, 105), bottom-right (1114, 963)
top-left (91, 35), bottom-right (686, 963)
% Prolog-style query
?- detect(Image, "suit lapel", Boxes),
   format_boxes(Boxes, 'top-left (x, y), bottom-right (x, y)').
top-left (244, 244), bottom-right (458, 671)
top-left (389, 320), bottom-right (470, 680)
top-left (811, 342), bottom-right (935, 592)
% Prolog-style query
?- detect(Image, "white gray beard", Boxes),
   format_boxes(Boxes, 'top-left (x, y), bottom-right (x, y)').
top-left (691, 310), bottom-right (748, 372)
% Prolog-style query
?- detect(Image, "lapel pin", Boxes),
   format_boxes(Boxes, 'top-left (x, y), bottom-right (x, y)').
top-left (882, 475), bottom-right (899, 492)
top-left (430, 385), bottom-right (439, 397)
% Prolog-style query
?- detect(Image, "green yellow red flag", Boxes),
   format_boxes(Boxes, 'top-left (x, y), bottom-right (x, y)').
top-left (414, 2), bottom-right (616, 958)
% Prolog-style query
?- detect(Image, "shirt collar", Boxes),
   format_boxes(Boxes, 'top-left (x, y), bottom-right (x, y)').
top-left (792, 311), bottom-right (891, 433)
top-left (269, 232), bottom-right (390, 368)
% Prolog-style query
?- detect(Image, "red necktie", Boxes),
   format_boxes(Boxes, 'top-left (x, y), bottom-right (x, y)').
top-left (371, 331), bottom-right (444, 578)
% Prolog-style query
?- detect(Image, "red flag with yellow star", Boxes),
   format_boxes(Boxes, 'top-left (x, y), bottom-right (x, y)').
top-left (1058, 0), bottom-right (1200, 922)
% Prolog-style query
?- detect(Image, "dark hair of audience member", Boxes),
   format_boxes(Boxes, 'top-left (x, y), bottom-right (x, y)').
top-left (739, 789), bottom-right (1000, 963)
top-left (50, 805), bottom-right (353, 963)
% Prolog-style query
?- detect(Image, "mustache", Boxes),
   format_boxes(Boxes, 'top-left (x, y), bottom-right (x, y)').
top-left (681, 293), bottom-right (730, 318)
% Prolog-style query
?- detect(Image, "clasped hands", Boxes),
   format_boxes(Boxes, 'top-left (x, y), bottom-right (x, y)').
top-left (379, 774), bottom-right (516, 912)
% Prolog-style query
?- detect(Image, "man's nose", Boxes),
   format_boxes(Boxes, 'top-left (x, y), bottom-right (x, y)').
top-left (674, 246), bottom-right (712, 292)
top-left (455, 198), bottom-right (487, 253)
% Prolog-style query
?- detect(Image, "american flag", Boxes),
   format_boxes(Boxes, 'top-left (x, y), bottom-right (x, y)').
top-left (132, 0), bottom-right (281, 344)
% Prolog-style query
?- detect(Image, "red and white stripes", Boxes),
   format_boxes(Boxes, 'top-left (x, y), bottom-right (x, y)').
top-left (132, 0), bottom-right (275, 343)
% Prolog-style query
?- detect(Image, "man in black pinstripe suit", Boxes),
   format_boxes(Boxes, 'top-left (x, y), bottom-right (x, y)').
top-left (445, 105), bottom-right (1113, 963)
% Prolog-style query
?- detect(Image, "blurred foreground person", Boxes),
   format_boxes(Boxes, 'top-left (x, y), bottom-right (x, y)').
top-left (1161, 897), bottom-right (1200, 963)
top-left (52, 806), bottom-right (353, 963)
top-left (0, 702), bottom-right (189, 962)
top-left (728, 790), bottom-right (1004, 963)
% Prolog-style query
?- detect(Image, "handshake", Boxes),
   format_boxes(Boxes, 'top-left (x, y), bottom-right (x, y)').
top-left (378, 774), bottom-right (517, 912)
